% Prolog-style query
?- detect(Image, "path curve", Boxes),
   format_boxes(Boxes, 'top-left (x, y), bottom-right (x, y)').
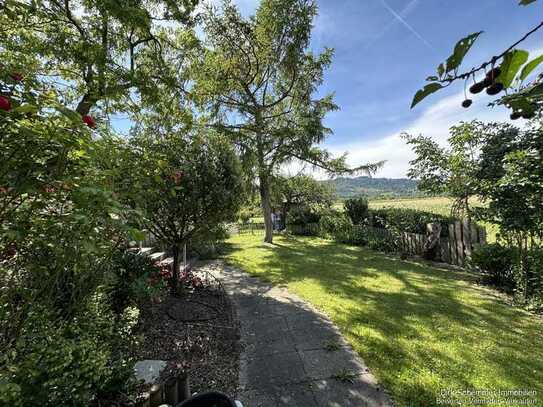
top-left (199, 260), bottom-right (393, 407)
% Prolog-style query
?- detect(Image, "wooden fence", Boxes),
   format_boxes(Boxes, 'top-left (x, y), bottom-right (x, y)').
top-left (288, 220), bottom-right (487, 267)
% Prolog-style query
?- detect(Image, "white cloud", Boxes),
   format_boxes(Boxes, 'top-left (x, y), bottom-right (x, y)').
top-left (295, 90), bottom-right (515, 180)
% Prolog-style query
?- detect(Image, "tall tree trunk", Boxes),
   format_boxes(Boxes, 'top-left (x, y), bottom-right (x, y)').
top-left (171, 244), bottom-right (180, 294)
top-left (259, 173), bottom-right (273, 243)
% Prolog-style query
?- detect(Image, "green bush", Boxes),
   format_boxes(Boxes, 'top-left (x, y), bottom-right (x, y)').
top-left (318, 211), bottom-right (352, 239)
top-left (470, 244), bottom-right (518, 292)
top-left (365, 229), bottom-right (399, 253)
top-left (286, 206), bottom-right (321, 226)
top-left (189, 224), bottom-right (230, 259)
top-left (0, 299), bottom-right (138, 406)
top-left (344, 196), bottom-right (369, 225)
top-left (368, 207), bottom-right (455, 237)
top-left (525, 248), bottom-right (543, 310)
top-left (106, 250), bottom-right (166, 313)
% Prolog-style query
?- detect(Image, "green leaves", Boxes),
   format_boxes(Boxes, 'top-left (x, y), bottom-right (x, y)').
top-left (498, 50), bottom-right (529, 88)
top-left (411, 83), bottom-right (443, 108)
top-left (411, 32), bottom-right (482, 108)
top-left (445, 32), bottom-right (483, 73)
top-left (13, 104), bottom-right (38, 114)
top-left (519, 0), bottom-right (537, 5)
top-left (520, 54), bottom-right (543, 81)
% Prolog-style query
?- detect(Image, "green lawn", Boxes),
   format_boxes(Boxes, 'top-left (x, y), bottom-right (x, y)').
top-left (225, 234), bottom-right (543, 407)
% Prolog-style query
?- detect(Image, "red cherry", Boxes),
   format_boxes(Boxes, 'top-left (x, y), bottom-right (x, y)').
top-left (82, 115), bottom-right (96, 128)
top-left (10, 72), bottom-right (23, 81)
top-left (0, 96), bottom-right (11, 111)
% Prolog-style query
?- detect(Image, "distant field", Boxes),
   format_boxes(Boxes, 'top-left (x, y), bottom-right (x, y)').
top-left (368, 197), bottom-right (498, 242)
top-left (333, 196), bottom-right (459, 215)
top-left (369, 196), bottom-right (457, 215)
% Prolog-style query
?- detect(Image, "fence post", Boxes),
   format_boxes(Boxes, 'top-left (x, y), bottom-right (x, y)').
top-left (455, 221), bottom-right (464, 266)
top-left (449, 224), bottom-right (458, 265)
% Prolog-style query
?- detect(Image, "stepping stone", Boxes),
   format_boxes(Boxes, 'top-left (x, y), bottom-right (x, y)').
top-left (149, 252), bottom-right (166, 262)
top-left (134, 360), bottom-right (167, 385)
top-left (159, 257), bottom-right (174, 266)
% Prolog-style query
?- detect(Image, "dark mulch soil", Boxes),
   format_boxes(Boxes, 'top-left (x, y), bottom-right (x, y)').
top-left (133, 288), bottom-right (241, 398)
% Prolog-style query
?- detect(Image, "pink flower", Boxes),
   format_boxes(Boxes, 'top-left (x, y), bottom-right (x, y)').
top-left (10, 72), bottom-right (23, 82)
top-left (82, 115), bottom-right (96, 129)
top-left (0, 96), bottom-right (11, 111)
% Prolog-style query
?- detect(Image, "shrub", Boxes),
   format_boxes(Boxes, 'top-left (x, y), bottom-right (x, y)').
top-left (0, 299), bottom-right (138, 406)
top-left (189, 224), bottom-right (230, 260)
top-left (525, 248), bottom-right (543, 310)
top-left (368, 207), bottom-right (455, 237)
top-left (286, 206), bottom-right (321, 226)
top-left (238, 207), bottom-right (253, 224)
top-left (365, 229), bottom-right (399, 253)
top-left (105, 250), bottom-right (166, 313)
top-left (470, 244), bottom-right (518, 292)
top-left (344, 196), bottom-right (369, 225)
top-left (318, 211), bottom-right (351, 238)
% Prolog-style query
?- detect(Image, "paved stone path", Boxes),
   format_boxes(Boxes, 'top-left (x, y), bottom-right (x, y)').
top-left (204, 260), bottom-right (393, 407)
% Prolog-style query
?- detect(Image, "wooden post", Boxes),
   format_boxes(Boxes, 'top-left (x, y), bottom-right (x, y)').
top-left (462, 218), bottom-right (472, 259)
top-left (449, 224), bottom-right (458, 265)
top-left (149, 384), bottom-right (162, 407)
top-left (164, 377), bottom-right (178, 405)
top-left (455, 221), bottom-right (464, 266)
top-left (440, 238), bottom-right (450, 263)
top-left (178, 374), bottom-right (191, 402)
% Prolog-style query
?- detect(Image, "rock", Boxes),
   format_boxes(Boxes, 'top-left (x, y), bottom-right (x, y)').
top-left (134, 360), bottom-right (167, 384)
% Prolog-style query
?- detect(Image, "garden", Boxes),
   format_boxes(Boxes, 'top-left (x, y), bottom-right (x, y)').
top-left (2, 0), bottom-right (543, 406)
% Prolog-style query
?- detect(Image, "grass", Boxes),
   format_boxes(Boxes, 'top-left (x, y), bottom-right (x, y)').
top-left (225, 234), bottom-right (543, 406)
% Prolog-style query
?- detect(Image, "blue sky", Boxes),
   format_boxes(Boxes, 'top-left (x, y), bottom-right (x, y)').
top-left (304, 0), bottom-right (543, 177)
top-left (113, 0), bottom-right (543, 178)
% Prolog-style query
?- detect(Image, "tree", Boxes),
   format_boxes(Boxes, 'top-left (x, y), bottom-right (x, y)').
top-left (191, 0), bottom-right (379, 243)
top-left (117, 128), bottom-right (243, 292)
top-left (271, 175), bottom-right (335, 226)
top-left (412, 0), bottom-right (543, 119)
top-left (1, 0), bottom-right (198, 118)
top-left (344, 196), bottom-right (369, 225)
top-left (0, 68), bottom-right (126, 317)
top-left (403, 121), bottom-right (486, 220)
top-left (476, 122), bottom-right (543, 300)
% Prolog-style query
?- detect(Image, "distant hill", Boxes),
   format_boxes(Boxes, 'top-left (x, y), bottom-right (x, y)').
top-left (322, 176), bottom-right (421, 199)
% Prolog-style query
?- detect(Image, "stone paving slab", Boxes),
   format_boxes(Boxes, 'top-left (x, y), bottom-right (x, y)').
top-left (202, 260), bottom-right (393, 407)
top-left (244, 351), bottom-right (308, 388)
top-left (299, 348), bottom-right (368, 380)
top-left (312, 375), bottom-right (391, 407)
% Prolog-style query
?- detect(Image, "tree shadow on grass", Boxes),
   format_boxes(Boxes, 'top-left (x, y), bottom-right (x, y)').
top-left (224, 234), bottom-right (543, 407)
